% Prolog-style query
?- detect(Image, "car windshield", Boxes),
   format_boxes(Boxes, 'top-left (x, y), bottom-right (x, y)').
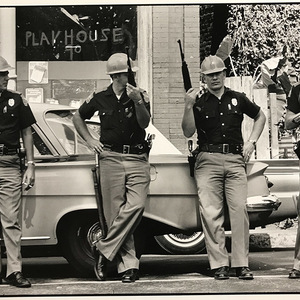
top-left (45, 110), bottom-right (99, 155)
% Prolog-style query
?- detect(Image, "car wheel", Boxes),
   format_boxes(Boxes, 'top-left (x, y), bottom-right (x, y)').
top-left (58, 212), bottom-right (98, 276)
top-left (154, 231), bottom-right (206, 254)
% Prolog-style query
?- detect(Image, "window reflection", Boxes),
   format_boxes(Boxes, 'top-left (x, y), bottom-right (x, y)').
top-left (45, 110), bottom-right (99, 155)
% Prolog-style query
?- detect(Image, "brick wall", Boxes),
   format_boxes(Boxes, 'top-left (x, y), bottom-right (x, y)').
top-left (200, 5), bottom-right (214, 62)
top-left (152, 5), bottom-right (200, 154)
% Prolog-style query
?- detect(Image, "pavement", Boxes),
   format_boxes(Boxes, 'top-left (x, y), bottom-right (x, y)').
top-left (249, 222), bottom-right (297, 249)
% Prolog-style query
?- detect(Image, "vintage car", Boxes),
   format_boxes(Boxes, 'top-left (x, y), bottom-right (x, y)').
top-left (18, 103), bottom-right (298, 276)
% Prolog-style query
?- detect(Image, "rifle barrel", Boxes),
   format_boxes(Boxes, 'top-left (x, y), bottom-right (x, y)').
top-left (177, 39), bottom-right (184, 61)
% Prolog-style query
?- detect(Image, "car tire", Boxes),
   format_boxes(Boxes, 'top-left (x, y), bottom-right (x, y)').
top-left (154, 231), bottom-right (206, 254)
top-left (58, 212), bottom-right (98, 276)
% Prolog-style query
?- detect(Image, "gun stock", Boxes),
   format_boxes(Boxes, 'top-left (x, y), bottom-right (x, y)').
top-left (125, 46), bottom-right (136, 87)
top-left (177, 39), bottom-right (192, 92)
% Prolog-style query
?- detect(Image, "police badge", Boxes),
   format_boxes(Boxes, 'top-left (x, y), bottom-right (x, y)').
top-left (8, 98), bottom-right (15, 107)
top-left (231, 98), bottom-right (238, 106)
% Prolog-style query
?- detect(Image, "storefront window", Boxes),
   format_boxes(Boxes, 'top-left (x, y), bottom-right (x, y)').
top-left (16, 5), bottom-right (137, 61)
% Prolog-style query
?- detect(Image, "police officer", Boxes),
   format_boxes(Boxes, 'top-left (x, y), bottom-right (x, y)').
top-left (73, 53), bottom-right (151, 283)
top-left (0, 56), bottom-right (36, 287)
top-left (181, 55), bottom-right (266, 280)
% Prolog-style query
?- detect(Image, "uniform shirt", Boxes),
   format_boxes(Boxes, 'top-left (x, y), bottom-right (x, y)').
top-left (286, 82), bottom-right (300, 114)
top-left (79, 84), bottom-right (150, 146)
top-left (193, 87), bottom-right (260, 146)
top-left (0, 89), bottom-right (36, 148)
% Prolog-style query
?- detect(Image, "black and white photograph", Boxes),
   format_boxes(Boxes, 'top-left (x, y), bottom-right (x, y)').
top-left (0, 1), bottom-right (299, 299)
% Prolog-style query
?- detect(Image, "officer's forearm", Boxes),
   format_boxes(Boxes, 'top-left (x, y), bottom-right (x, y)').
top-left (134, 102), bottom-right (150, 129)
top-left (22, 127), bottom-right (34, 161)
top-left (182, 105), bottom-right (196, 138)
top-left (248, 110), bottom-right (266, 143)
top-left (73, 112), bottom-right (94, 143)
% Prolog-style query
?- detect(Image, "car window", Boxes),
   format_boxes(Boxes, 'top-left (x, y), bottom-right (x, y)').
top-left (45, 110), bottom-right (99, 155)
top-left (32, 127), bottom-right (52, 156)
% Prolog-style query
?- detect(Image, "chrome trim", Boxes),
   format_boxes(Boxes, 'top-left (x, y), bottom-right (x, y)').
top-left (247, 195), bottom-right (281, 212)
top-left (20, 236), bottom-right (51, 241)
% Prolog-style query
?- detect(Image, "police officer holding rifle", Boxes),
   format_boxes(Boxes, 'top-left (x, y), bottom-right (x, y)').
top-left (73, 51), bottom-right (151, 283)
top-left (181, 52), bottom-right (266, 280)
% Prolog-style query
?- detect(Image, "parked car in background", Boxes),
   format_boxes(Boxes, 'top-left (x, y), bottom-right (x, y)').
top-left (17, 103), bottom-right (298, 276)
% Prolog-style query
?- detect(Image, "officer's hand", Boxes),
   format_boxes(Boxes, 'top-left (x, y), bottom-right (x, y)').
top-left (184, 88), bottom-right (199, 107)
top-left (22, 167), bottom-right (35, 191)
top-left (87, 138), bottom-right (104, 153)
top-left (126, 83), bottom-right (142, 104)
top-left (243, 141), bottom-right (255, 163)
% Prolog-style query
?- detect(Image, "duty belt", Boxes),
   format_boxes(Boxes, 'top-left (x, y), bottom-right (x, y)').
top-left (103, 143), bottom-right (149, 155)
top-left (0, 144), bottom-right (19, 156)
top-left (200, 143), bottom-right (243, 154)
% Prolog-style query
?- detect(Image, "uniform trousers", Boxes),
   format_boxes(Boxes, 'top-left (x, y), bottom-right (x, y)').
top-left (194, 152), bottom-right (249, 270)
top-left (96, 150), bottom-right (150, 273)
top-left (0, 155), bottom-right (22, 277)
top-left (292, 196), bottom-right (300, 270)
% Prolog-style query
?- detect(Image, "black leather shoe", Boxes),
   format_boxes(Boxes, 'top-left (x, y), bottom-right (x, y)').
top-left (236, 267), bottom-right (254, 280)
top-left (5, 272), bottom-right (31, 288)
top-left (289, 268), bottom-right (300, 279)
top-left (122, 268), bottom-right (139, 283)
top-left (94, 250), bottom-right (107, 281)
top-left (214, 266), bottom-right (229, 280)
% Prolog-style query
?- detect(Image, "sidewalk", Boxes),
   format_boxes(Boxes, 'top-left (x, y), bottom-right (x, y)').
top-left (249, 223), bottom-right (297, 249)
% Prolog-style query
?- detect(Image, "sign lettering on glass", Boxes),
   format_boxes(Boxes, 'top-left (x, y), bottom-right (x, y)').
top-left (17, 6), bottom-right (137, 61)
top-left (25, 28), bottom-right (123, 47)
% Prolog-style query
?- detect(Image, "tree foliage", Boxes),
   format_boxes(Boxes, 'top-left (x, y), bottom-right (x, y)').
top-left (227, 4), bottom-right (300, 77)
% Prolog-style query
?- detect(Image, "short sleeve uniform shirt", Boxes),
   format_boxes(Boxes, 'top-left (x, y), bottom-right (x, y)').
top-left (0, 90), bottom-right (36, 147)
top-left (193, 87), bottom-right (260, 146)
top-left (79, 84), bottom-right (151, 146)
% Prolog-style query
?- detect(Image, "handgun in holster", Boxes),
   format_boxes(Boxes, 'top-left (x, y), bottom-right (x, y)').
top-left (17, 147), bottom-right (26, 173)
top-left (146, 133), bottom-right (155, 154)
top-left (187, 140), bottom-right (199, 177)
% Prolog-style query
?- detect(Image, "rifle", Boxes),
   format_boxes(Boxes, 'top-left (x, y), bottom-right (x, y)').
top-left (125, 46), bottom-right (137, 87)
top-left (91, 154), bottom-right (107, 243)
top-left (177, 39), bottom-right (192, 92)
top-left (178, 40), bottom-right (199, 177)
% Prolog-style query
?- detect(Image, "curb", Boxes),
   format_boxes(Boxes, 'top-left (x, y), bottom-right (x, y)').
top-left (249, 227), bottom-right (296, 249)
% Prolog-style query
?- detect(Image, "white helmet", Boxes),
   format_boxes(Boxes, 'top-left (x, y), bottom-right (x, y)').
top-left (0, 56), bottom-right (14, 72)
top-left (201, 55), bottom-right (226, 75)
top-left (106, 53), bottom-right (138, 75)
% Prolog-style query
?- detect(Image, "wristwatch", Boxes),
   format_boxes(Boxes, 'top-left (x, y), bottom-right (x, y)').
top-left (248, 140), bottom-right (256, 146)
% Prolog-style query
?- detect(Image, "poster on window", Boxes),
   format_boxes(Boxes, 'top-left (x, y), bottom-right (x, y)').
top-left (28, 61), bottom-right (48, 84)
top-left (25, 87), bottom-right (44, 103)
